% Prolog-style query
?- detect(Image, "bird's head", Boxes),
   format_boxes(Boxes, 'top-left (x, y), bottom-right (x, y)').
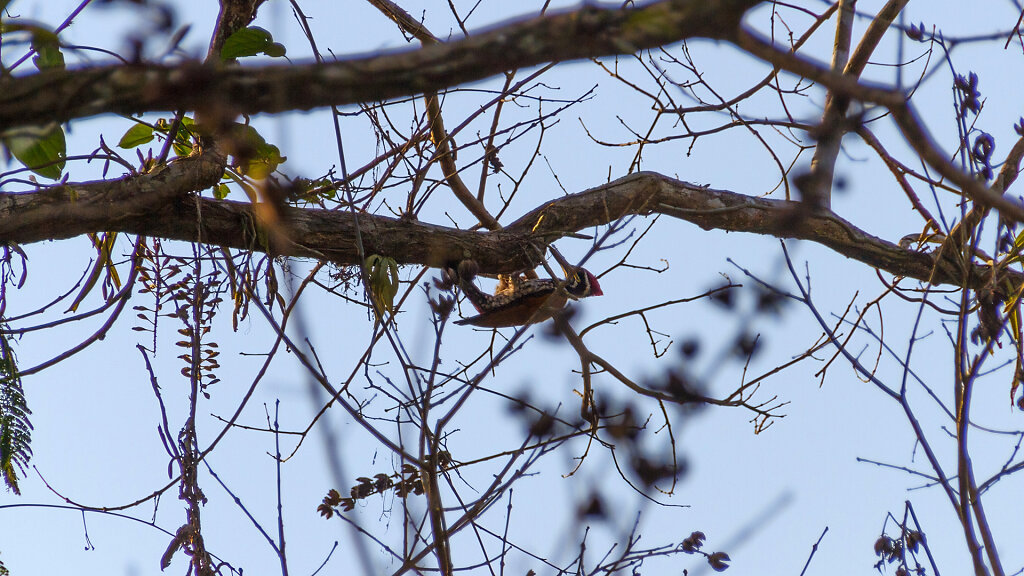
top-left (565, 266), bottom-right (602, 298)
top-left (550, 250), bottom-right (602, 299)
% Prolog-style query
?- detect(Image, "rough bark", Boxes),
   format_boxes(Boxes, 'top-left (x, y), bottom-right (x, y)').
top-left (0, 0), bottom-right (1014, 292)
top-left (1, 170), bottom-right (998, 290)
top-left (0, 0), bottom-right (759, 129)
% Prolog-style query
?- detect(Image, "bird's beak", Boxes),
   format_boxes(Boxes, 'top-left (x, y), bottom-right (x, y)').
top-left (549, 249), bottom-right (573, 275)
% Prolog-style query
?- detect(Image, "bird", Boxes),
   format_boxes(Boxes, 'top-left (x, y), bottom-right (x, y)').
top-left (449, 253), bottom-right (602, 328)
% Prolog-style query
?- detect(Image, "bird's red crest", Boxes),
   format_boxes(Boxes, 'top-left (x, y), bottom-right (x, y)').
top-left (584, 269), bottom-right (603, 297)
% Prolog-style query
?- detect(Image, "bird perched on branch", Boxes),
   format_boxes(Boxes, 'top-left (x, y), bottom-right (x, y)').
top-left (448, 253), bottom-right (602, 328)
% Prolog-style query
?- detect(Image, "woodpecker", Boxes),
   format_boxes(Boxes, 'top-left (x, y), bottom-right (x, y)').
top-left (449, 254), bottom-right (602, 328)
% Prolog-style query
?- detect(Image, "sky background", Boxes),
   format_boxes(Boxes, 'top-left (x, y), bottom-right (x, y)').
top-left (2, 1), bottom-right (1024, 575)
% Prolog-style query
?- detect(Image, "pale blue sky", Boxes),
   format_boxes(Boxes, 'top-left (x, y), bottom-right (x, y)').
top-left (2, 1), bottom-right (1023, 575)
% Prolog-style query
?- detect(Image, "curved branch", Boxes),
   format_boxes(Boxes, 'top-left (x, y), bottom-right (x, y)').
top-left (508, 172), bottom-right (987, 288)
top-left (0, 0), bottom-right (760, 129)
top-left (2, 171), bottom-right (1007, 291)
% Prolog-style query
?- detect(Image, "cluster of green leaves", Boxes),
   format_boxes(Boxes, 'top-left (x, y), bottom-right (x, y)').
top-left (0, 329), bottom-right (31, 496)
top-left (0, 21), bottom-right (288, 187)
top-left (118, 117), bottom-right (197, 160)
top-left (225, 123), bottom-right (287, 181)
top-left (116, 115), bottom-right (286, 201)
top-left (0, 19), bottom-right (67, 180)
top-left (286, 176), bottom-right (339, 205)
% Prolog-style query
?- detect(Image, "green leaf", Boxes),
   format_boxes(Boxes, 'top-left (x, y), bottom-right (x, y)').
top-left (172, 141), bottom-right (194, 157)
top-left (67, 232), bottom-right (119, 313)
top-left (118, 116), bottom-right (197, 157)
top-left (229, 123), bottom-right (287, 178)
top-left (243, 143), bottom-right (285, 179)
top-left (232, 123), bottom-right (267, 147)
top-left (213, 183), bottom-right (230, 199)
top-left (118, 123), bottom-right (156, 149)
top-left (155, 116), bottom-right (197, 147)
top-left (3, 123), bottom-right (66, 180)
top-left (155, 116), bottom-right (195, 136)
top-left (0, 23), bottom-right (65, 70)
top-left (221, 26), bottom-right (287, 60)
top-left (291, 177), bottom-right (336, 203)
top-left (364, 255), bottom-right (400, 319)
top-left (264, 42), bottom-right (286, 58)
top-left (31, 28), bottom-right (64, 71)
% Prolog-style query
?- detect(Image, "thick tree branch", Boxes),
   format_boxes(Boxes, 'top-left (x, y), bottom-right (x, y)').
top-left (0, 0), bottom-right (759, 129)
top-left (1, 171), bottom-right (1005, 291)
top-left (509, 172), bottom-right (979, 288)
top-left (0, 154), bottom-right (223, 244)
